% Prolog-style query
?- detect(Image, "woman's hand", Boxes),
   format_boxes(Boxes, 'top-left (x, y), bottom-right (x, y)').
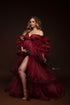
top-left (43, 57), bottom-right (47, 63)
top-left (22, 49), bottom-right (28, 53)
top-left (21, 47), bottom-right (28, 53)
top-left (42, 53), bottom-right (47, 63)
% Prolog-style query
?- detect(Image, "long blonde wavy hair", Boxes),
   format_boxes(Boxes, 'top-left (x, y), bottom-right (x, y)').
top-left (20, 16), bottom-right (42, 40)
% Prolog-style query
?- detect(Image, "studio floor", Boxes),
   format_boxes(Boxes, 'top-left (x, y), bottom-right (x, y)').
top-left (0, 76), bottom-right (70, 105)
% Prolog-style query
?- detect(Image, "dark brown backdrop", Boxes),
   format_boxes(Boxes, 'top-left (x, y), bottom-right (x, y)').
top-left (0, 1), bottom-right (70, 82)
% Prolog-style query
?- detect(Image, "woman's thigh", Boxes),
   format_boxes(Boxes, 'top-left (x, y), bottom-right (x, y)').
top-left (18, 55), bottom-right (29, 73)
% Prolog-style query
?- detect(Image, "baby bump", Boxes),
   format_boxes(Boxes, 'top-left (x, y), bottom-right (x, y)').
top-left (23, 40), bottom-right (32, 49)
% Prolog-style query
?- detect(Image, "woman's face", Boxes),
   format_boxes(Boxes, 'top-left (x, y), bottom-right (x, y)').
top-left (29, 18), bottom-right (37, 28)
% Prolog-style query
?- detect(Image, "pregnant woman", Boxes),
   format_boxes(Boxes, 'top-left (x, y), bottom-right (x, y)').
top-left (4, 16), bottom-right (65, 101)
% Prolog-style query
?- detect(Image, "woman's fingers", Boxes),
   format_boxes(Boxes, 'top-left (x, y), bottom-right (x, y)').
top-left (43, 58), bottom-right (47, 63)
top-left (22, 49), bottom-right (27, 53)
top-left (24, 49), bottom-right (28, 52)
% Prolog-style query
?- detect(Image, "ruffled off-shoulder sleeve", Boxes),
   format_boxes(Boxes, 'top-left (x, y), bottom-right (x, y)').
top-left (40, 37), bottom-right (50, 56)
top-left (16, 35), bottom-right (24, 48)
top-left (16, 35), bottom-right (24, 56)
top-left (28, 36), bottom-right (51, 61)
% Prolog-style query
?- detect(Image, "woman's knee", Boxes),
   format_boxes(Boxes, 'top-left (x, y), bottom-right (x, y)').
top-left (18, 68), bottom-right (22, 74)
top-left (18, 68), bottom-right (26, 76)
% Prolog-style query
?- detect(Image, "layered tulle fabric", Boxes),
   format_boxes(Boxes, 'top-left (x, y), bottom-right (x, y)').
top-left (4, 33), bottom-right (65, 101)
top-left (23, 33), bottom-right (50, 60)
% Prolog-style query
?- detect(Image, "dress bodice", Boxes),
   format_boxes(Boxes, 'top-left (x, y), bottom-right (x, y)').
top-left (24, 33), bottom-right (44, 41)
top-left (16, 32), bottom-right (50, 58)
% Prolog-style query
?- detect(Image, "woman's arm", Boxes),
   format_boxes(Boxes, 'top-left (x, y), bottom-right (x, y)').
top-left (42, 53), bottom-right (47, 63)
top-left (21, 46), bottom-right (24, 52)
top-left (21, 47), bottom-right (28, 53)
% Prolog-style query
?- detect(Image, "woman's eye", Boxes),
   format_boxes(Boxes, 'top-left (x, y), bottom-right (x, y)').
top-left (30, 21), bottom-right (34, 23)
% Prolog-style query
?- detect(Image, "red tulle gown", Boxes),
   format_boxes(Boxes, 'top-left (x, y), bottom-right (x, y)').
top-left (4, 33), bottom-right (65, 101)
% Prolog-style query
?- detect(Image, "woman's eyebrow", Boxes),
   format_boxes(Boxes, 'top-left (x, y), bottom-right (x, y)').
top-left (30, 20), bottom-right (34, 22)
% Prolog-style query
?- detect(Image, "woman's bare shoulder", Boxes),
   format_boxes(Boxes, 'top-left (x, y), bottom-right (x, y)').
top-left (38, 29), bottom-right (44, 36)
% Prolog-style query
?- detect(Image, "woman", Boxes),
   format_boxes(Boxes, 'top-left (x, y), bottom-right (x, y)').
top-left (4, 16), bottom-right (65, 101)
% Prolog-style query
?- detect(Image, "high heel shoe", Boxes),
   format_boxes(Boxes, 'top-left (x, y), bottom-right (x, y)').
top-left (22, 89), bottom-right (27, 100)
top-left (22, 88), bottom-right (31, 101)
top-left (22, 96), bottom-right (27, 101)
top-left (22, 89), bottom-right (31, 101)
top-left (22, 96), bottom-right (30, 101)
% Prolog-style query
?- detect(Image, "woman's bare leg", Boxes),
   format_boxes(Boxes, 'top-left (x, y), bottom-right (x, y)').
top-left (18, 55), bottom-right (29, 100)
